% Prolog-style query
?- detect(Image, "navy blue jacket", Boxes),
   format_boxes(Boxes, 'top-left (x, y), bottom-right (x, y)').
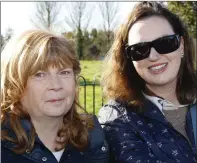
top-left (2, 115), bottom-right (109, 163)
top-left (98, 99), bottom-right (197, 163)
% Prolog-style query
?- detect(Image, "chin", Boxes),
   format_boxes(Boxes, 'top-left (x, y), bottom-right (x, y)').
top-left (46, 112), bottom-right (65, 118)
top-left (45, 108), bottom-right (69, 117)
top-left (148, 78), bottom-right (174, 86)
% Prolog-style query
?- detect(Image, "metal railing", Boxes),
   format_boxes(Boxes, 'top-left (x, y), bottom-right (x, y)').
top-left (78, 75), bottom-right (104, 114)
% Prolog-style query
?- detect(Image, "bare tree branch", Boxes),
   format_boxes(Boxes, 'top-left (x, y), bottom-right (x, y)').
top-left (98, 2), bottom-right (119, 48)
top-left (64, 2), bottom-right (94, 59)
top-left (64, 2), bottom-right (93, 30)
top-left (30, 2), bottom-right (62, 31)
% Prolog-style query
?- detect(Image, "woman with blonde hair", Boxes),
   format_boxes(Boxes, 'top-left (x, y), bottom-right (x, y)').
top-left (1, 30), bottom-right (109, 163)
top-left (99, 2), bottom-right (196, 162)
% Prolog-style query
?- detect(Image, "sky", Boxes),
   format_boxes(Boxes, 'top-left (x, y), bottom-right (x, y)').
top-left (1, 2), bottom-right (137, 36)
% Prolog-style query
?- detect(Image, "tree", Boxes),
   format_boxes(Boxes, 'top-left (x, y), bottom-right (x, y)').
top-left (64, 2), bottom-right (93, 59)
top-left (1, 27), bottom-right (14, 50)
top-left (63, 31), bottom-right (75, 40)
top-left (1, 35), bottom-right (5, 51)
top-left (30, 2), bottom-right (62, 31)
top-left (83, 30), bottom-right (91, 49)
top-left (91, 28), bottom-right (98, 41)
top-left (89, 45), bottom-right (100, 59)
top-left (98, 2), bottom-right (119, 49)
top-left (62, 29), bottom-right (114, 59)
top-left (168, 1), bottom-right (197, 38)
top-left (4, 27), bottom-right (13, 42)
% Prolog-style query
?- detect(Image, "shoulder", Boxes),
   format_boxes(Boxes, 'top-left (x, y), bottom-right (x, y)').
top-left (189, 101), bottom-right (197, 108)
top-left (98, 99), bottom-right (131, 125)
top-left (88, 115), bottom-right (107, 149)
top-left (1, 143), bottom-right (30, 163)
top-left (97, 100), bottom-right (152, 134)
top-left (88, 115), bottom-right (109, 162)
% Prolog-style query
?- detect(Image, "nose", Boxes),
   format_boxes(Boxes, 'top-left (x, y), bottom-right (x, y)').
top-left (148, 48), bottom-right (160, 62)
top-left (48, 75), bottom-right (62, 91)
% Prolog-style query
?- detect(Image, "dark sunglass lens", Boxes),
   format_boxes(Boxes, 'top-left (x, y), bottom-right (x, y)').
top-left (154, 35), bottom-right (180, 54)
top-left (127, 43), bottom-right (150, 61)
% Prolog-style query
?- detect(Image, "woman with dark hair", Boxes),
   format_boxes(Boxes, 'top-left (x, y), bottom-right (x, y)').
top-left (1, 30), bottom-right (109, 163)
top-left (98, 2), bottom-right (196, 162)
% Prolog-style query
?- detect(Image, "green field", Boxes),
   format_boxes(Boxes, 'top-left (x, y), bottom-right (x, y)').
top-left (79, 60), bottom-right (102, 85)
top-left (78, 60), bottom-right (104, 115)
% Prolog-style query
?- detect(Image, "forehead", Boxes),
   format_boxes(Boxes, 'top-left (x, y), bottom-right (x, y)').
top-left (37, 60), bottom-right (73, 71)
top-left (128, 16), bottom-right (174, 45)
top-left (44, 65), bottom-right (73, 72)
top-left (28, 53), bottom-right (74, 75)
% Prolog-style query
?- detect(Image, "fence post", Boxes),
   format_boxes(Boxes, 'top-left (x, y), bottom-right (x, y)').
top-left (92, 74), bottom-right (98, 115)
top-left (78, 76), bottom-right (87, 110)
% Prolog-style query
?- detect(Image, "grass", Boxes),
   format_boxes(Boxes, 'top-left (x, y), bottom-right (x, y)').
top-left (78, 60), bottom-right (104, 115)
top-left (79, 60), bottom-right (102, 85)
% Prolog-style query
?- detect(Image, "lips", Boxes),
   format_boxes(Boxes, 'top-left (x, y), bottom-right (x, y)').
top-left (148, 63), bottom-right (167, 69)
top-left (148, 63), bottom-right (168, 74)
top-left (46, 98), bottom-right (64, 103)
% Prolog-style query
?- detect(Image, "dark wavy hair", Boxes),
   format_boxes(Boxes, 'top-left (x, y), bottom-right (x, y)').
top-left (101, 2), bottom-right (197, 109)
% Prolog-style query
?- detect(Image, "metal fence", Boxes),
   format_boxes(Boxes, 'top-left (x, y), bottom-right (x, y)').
top-left (78, 76), bottom-right (104, 115)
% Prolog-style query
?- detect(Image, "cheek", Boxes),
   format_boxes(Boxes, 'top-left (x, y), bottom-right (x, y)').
top-left (20, 87), bottom-right (42, 110)
top-left (133, 61), bottom-right (147, 75)
top-left (63, 78), bottom-right (76, 94)
top-left (20, 92), bottom-right (34, 113)
top-left (167, 51), bottom-right (182, 69)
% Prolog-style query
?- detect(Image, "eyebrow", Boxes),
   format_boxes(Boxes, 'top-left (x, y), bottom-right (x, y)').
top-left (59, 67), bottom-right (73, 71)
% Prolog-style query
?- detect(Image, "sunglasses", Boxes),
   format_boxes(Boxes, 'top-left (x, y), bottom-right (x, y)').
top-left (125, 34), bottom-right (181, 61)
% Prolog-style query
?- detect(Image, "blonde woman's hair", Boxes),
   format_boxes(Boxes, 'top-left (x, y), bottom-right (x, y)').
top-left (1, 30), bottom-right (93, 154)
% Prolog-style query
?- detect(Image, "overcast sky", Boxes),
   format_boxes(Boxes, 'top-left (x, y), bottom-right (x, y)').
top-left (1, 2), bottom-right (137, 36)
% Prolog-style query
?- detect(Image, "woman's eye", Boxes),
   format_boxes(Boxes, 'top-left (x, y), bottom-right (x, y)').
top-left (34, 72), bottom-right (46, 78)
top-left (59, 69), bottom-right (73, 77)
top-left (60, 71), bottom-right (70, 75)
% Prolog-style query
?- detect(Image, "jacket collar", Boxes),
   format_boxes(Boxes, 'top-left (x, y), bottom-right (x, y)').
top-left (2, 117), bottom-right (44, 149)
top-left (141, 99), bottom-right (196, 152)
top-left (142, 98), bottom-right (195, 126)
top-left (142, 92), bottom-right (192, 113)
top-left (142, 99), bottom-right (170, 126)
top-left (2, 115), bottom-right (102, 153)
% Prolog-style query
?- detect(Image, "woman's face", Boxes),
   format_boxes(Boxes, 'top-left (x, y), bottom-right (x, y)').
top-left (128, 16), bottom-right (184, 87)
top-left (20, 66), bottom-right (76, 120)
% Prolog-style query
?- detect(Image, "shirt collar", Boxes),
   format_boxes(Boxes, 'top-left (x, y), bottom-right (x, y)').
top-left (142, 92), bottom-right (190, 113)
top-left (142, 92), bottom-right (163, 112)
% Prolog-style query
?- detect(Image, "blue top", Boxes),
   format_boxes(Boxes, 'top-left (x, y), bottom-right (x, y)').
top-left (190, 104), bottom-right (197, 146)
top-left (98, 99), bottom-right (197, 163)
top-left (1, 115), bottom-right (109, 163)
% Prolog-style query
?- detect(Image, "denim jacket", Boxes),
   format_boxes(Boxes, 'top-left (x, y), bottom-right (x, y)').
top-left (98, 99), bottom-right (197, 163)
top-left (2, 115), bottom-right (109, 163)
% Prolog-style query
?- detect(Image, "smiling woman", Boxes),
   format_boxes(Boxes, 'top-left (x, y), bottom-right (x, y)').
top-left (1, 30), bottom-right (109, 163)
top-left (98, 1), bottom-right (197, 163)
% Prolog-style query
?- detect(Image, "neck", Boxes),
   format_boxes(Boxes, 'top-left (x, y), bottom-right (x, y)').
top-left (146, 79), bottom-right (180, 107)
top-left (31, 116), bottom-right (63, 152)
